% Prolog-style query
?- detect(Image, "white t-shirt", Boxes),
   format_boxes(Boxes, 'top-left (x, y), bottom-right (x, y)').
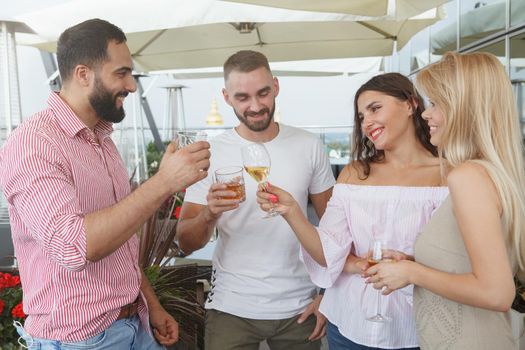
top-left (184, 124), bottom-right (335, 319)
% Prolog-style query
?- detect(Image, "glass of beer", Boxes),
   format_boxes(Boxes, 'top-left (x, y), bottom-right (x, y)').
top-left (176, 131), bottom-right (208, 148)
top-left (214, 166), bottom-right (246, 203)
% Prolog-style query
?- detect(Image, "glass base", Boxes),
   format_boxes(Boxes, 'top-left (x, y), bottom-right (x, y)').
top-left (262, 210), bottom-right (279, 219)
top-left (366, 314), bottom-right (391, 323)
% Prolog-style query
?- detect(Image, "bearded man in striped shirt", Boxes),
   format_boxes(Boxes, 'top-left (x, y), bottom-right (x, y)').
top-left (0, 18), bottom-right (210, 349)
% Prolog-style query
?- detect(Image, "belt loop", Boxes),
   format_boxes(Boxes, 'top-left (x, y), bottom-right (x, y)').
top-left (13, 320), bottom-right (30, 349)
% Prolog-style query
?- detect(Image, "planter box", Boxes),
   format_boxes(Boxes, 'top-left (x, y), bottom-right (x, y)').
top-left (511, 309), bottom-right (525, 349)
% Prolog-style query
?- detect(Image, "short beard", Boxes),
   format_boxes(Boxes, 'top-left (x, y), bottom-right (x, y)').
top-left (234, 102), bottom-right (276, 132)
top-left (88, 76), bottom-right (127, 123)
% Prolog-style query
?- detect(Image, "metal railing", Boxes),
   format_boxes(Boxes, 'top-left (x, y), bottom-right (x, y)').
top-left (157, 124), bottom-right (354, 165)
top-left (0, 194), bottom-right (8, 224)
top-left (0, 124), bottom-right (354, 224)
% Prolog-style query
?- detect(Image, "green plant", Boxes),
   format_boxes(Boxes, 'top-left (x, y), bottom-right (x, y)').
top-left (139, 192), bottom-right (185, 268)
top-left (139, 143), bottom-right (210, 349)
top-left (146, 141), bottom-right (170, 178)
top-left (144, 264), bottom-right (209, 349)
top-left (138, 191), bottom-right (209, 349)
top-left (0, 272), bottom-right (25, 350)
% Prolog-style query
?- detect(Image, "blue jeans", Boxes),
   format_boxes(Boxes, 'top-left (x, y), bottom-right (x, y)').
top-left (14, 315), bottom-right (165, 350)
top-left (327, 322), bottom-right (419, 350)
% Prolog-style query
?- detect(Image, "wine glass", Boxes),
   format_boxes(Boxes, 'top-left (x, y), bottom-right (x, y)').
top-left (241, 143), bottom-right (278, 218)
top-left (367, 238), bottom-right (391, 323)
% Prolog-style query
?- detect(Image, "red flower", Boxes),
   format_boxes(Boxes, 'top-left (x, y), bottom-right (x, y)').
top-left (0, 273), bottom-right (19, 288)
top-left (0, 299), bottom-right (5, 314)
top-left (11, 302), bottom-right (25, 319)
top-left (11, 276), bottom-right (20, 287)
top-left (174, 206), bottom-right (182, 219)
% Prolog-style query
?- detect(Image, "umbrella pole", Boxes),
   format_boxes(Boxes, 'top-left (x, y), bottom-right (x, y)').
top-left (1, 22), bottom-right (13, 136)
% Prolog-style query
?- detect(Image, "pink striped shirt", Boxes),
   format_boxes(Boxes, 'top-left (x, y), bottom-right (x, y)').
top-left (0, 92), bottom-right (148, 342)
top-left (302, 184), bottom-right (448, 348)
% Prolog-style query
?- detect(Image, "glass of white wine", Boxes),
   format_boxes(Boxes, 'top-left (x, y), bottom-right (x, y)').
top-left (241, 143), bottom-right (278, 218)
top-left (367, 238), bottom-right (391, 323)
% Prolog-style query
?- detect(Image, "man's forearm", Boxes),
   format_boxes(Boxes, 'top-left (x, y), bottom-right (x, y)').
top-left (85, 174), bottom-right (172, 261)
top-left (140, 271), bottom-right (162, 311)
top-left (177, 207), bottom-right (218, 254)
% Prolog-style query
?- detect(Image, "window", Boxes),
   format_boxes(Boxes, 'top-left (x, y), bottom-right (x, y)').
top-left (430, 0), bottom-right (458, 61)
top-left (511, 0), bottom-right (525, 27)
top-left (510, 32), bottom-right (525, 136)
top-left (459, 0), bottom-right (506, 49)
top-left (410, 28), bottom-right (431, 72)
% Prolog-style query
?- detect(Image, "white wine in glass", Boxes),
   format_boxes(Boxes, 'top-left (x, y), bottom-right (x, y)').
top-left (244, 166), bottom-right (269, 184)
top-left (367, 239), bottom-right (391, 323)
top-left (241, 143), bottom-right (278, 218)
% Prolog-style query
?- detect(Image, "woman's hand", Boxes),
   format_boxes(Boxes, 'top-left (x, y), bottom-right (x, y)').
top-left (344, 250), bottom-right (413, 276)
top-left (382, 249), bottom-right (414, 261)
top-left (365, 260), bottom-right (414, 295)
top-left (256, 183), bottom-right (299, 217)
top-left (343, 253), bottom-right (368, 275)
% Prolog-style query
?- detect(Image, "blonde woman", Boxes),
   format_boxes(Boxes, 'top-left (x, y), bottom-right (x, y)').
top-left (366, 52), bottom-right (525, 349)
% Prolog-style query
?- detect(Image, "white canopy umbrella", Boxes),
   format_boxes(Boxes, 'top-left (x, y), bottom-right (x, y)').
top-left (15, 0), bottom-right (442, 72)
top-left (222, 0), bottom-right (451, 19)
top-left (155, 57), bottom-right (384, 79)
top-left (223, 0), bottom-right (390, 17)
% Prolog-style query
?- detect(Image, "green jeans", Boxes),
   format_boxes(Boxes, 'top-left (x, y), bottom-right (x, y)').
top-left (205, 309), bottom-right (321, 350)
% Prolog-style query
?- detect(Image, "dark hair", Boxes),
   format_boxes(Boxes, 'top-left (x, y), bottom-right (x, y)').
top-left (57, 18), bottom-right (127, 82)
top-left (223, 50), bottom-right (271, 81)
top-left (352, 72), bottom-right (437, 178)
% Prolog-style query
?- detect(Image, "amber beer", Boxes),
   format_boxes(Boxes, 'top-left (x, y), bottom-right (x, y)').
top-left (215, 166), bottom-right (246, 204)
top-left (224, 182), bottom-right (246, 202)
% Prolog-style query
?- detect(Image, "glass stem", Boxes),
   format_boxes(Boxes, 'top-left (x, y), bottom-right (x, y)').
top-left (261, 181), bottom-right (277, 215)
top-left (376, 289), bottom-right (382, 316)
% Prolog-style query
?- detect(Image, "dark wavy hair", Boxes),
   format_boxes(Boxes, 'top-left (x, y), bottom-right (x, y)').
top-left (352, 72), bottom-right (437, 178)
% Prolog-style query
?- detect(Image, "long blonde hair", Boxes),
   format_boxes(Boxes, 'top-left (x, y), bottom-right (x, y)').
top-left (416, 51), bottom-right (525, 269)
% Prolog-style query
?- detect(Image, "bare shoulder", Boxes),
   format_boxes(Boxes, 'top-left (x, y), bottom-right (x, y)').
top-left (447, 162), bottom-right (500, 209)
top-left (336, 161), bottom-right (365, 184)
top-left (447, 162), bottom-right (494, 190)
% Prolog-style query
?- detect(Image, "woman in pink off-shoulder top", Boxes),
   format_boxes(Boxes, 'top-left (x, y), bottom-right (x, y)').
top-left (257, 73), bottom-right (448, 350)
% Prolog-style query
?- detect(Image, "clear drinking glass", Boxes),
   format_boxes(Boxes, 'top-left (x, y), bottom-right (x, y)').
top-left (214, 166), bottom-right (246, 203)
top-left (367, 238), bottom-right (391, 323)
top-left (176, 131), bottom-right (207, 148)
top-left (241, 143), bottom-right (278, 218)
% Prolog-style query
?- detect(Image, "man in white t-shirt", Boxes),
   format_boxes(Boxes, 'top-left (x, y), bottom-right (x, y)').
top-left (177, 50), bottom-right (335, 350)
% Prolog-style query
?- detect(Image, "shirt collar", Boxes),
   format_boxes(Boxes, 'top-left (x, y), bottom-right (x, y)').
top-left (47, 92), bottom-right (114, 139)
